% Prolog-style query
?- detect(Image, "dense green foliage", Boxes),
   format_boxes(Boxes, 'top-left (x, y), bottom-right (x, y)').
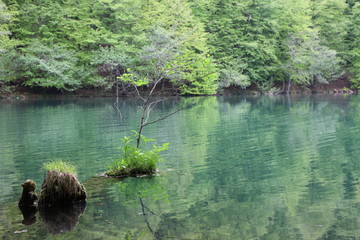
top-left (1, 0), bottom-right (359, 94)
top-left (349, 2), bottom-right (360, 88)
top-left (106, 135), bottom-right (168, 177)
top-left (283, 31), bottom-right (343, 93)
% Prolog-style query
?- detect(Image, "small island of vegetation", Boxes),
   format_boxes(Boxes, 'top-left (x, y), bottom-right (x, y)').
top-left (106, 135), bottom-right (168, 177)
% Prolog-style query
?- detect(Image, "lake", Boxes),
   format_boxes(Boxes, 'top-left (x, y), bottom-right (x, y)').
top-left (1, 95), bottom-right (360, 239)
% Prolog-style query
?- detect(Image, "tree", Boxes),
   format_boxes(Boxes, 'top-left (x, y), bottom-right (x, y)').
top-left (138, 0), bottom-right (218, 95)
top-left (178, 53), bottom-right (218, 95)
top-left (91, 47), bottom-right (129, 96)
top-left (204, 0), bottom-right (281, 90)
top-left (218, 59), bottom-right (250, 90)
top-left (136, 27), bottom-right (184, 88)
top-left (106, 27), bottom-right (202, 177)
top-left (348, 3), bottom-right (360, 88)
top-left (1, 0), bottom-right (356, 94)
top-left (0, 50), bottom-right (20, 91)
top-left (311, 0), bottom-right (351, 59)
top-left (119, 27), bottom-right (201, 147)
top-left (0, 0), bottom-right (15, 52)
top-left (19, 41), bottom-right (84, 91)
top-left (0, 0), bottom-right (20, 91)
top-left (272, 0), bottom-right (312, 34)
top-left (283, 31), bottom-right (342, 93)
top-left (4, 0), bottom-right (116, 48)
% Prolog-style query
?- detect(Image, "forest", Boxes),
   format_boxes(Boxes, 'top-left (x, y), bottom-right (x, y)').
top-left (0, 0), bottom-right (359, 95)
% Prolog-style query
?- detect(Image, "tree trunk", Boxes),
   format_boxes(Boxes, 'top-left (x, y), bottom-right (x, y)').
top-left (137, 107), bottom-right (147, 148)
top-left (115, 76), bottom-right (119, 98)
top-left (136, 124), bottom-right (144, 148)
top-left (286, 80), bottom-right (292, 95)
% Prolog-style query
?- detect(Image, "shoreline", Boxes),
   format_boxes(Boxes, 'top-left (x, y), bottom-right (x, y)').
top-left (1, 89), bottom-right (357, 100)
top-left (0, 79), bottom-right (356, 100)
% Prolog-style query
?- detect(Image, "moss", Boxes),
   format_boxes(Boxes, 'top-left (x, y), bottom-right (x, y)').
top-left (105, 165), bottom-right (155, 177)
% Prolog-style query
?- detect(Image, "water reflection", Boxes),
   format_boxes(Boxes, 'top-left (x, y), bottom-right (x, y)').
top-left (2, 95), bottom-right (360, 239)
top-left (18, 202), bottom-right (86, 234)
top-left (109, 177), bottom-right (169, 239)
top-left (18, 205), bottom-right (37, 226)
top-left (38, 203), bottom-right (86, 234)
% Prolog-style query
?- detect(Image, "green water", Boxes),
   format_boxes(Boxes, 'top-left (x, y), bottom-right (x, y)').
top-left (1, 95), bottom-right (360, 240)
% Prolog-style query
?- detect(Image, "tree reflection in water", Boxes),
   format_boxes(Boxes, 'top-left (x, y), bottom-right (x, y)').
top-left (39, 203), bottom-right (86, 234)
top-left (19, 202), bottom-right (86, 234)
top-left (19, 205), bottom-right (37, 226)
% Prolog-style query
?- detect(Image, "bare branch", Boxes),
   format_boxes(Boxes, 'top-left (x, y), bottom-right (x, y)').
top-left (148, 69), bottom-right (171, 98)
top-left (143, 101), bottom-right (198, 128)
top-left (132, 83), bottom-right (146, 102)
top-left (113, 99), bottom-right (132, 135)
top-left (143, 104), bottom-right (152, 125)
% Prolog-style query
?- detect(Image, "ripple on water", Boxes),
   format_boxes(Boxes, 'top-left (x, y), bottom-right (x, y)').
top-left (1, 96), bottom-right (360, 239)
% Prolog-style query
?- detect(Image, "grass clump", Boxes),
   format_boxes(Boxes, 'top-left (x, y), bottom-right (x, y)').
top-left (38, 159), bottom-right (86, 206)
top-left (43, 159), bottom-right (77, 174)
top-left (106, 135), bottom-right (168, 177)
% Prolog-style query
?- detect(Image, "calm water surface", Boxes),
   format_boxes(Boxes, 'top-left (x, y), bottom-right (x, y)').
top-left (1, 95), bottom-right (360, 239)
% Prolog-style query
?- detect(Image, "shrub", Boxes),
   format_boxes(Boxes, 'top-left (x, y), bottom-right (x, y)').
top-left (106, 135), bottom-right (168, 177)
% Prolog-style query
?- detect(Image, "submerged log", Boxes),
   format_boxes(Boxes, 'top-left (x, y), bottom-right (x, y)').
top-left (38, 170), bottom-right (86, 207)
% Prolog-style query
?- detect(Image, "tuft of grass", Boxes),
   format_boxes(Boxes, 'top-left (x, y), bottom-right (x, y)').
top-left (43, 159), bottom-right (77, 175)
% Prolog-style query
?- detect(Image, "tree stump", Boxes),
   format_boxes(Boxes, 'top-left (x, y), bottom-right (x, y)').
top-left (38, 170), bottom-right (86, 207)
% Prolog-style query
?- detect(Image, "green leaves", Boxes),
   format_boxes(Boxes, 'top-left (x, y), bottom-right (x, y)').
top-left (0, 0), bottom-right (18, 52)
top-left (20, 41), bottom-right (83, 91)
top-left (348, 3), bottom-right (360, 88)
top-left (179, 53), bottom-right (219, 95)
top-left (1, 0), bottom-right (359, 93)
top-left (106, 133), bottom-right (169, 177)
top-left (219, 68), bottom-right (250, 89)
top-left (204, 0), bottom-right (281, 88)
top-left (118, 71), bottom-right (149, 87)
top-left (311, 0), bottom-right (350, 52)
top-left (283, 31), bottom-right (342, 86)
